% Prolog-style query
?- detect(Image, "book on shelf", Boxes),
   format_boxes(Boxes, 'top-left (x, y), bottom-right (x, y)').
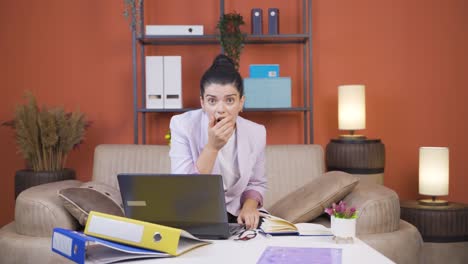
top-left (259, 212), bottom-right (332, 236)
top-left (84, 211), bottom-right (211, 256)
top-left (52, 228), bottom-right (172, 264)
top-left (257, 246), bottom-right (342, 264)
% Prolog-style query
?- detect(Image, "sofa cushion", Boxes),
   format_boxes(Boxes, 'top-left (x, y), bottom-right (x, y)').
top-left (92, 144), bottom-right (171, 189)
top-left (58, 181), bottom-right (125, 226)
top-left (264, 145), bottom-right (325, 209)
top-left (268, 171), bottom-right (359, 223)
top-left (343, 182), bottom-right (400, 234)
top-left (15, 180), bottom-right (81, 237)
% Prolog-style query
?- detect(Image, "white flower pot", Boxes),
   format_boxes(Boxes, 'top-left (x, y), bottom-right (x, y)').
top-left (331, 216), bottom-right (356, 239)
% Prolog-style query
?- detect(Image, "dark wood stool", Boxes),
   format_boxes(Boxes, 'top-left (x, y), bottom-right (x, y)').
top-left (400, 200), bottom-right (468, 242)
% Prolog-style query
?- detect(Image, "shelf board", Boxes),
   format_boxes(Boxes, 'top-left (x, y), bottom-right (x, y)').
top-left (138, 34), bottom-right (309, 45)
top-left (138, 107), bottom-right (310, 113)
top-left (245, 34), bottom-right (309, 44)
top-left (243, 107), bottom-right (310, 112)
top-left (138, 108), bottom-right (197, 113)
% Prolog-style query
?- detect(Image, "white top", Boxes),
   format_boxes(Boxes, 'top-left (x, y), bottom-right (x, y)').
top-left (216, 130), bottom-right (240, 191)
top-left (130, 236), bottom-right (395, 264)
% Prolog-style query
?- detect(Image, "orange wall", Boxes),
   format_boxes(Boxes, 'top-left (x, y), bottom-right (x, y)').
top-left (1, 0), bottom-right (467, 227)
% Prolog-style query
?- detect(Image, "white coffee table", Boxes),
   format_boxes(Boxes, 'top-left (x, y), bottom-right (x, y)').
top-left (131, 235), bottom-right (395, 264)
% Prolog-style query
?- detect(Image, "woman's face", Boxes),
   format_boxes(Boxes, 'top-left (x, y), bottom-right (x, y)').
top-left (200, 83), bottom-right (245, 123)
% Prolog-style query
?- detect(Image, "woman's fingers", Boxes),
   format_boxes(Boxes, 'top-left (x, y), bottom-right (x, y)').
top-left (220, 126), bottom-right (234, 140)
top-left (253, 214), bottom-right (259, 229)
top-left (238, 213), bottom-right (251, 228)
top-left (212, 119), bottom-right (234, 141)
top-left (208, 115), bottom-right (235, 150)
top-left (245, 214), bottom-right (259, 230)
top-left (237, 211), bottom-right (260, 230)
top-left (208, 115), bottom-right (216, 128)
top-left (214, 115), bottom-right (234, 129)
top-left (245, 215), bottom-right (252, 229)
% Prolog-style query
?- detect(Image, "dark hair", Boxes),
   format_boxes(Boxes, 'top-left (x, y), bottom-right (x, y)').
top-left (200, 54), bottom-right (243, 97)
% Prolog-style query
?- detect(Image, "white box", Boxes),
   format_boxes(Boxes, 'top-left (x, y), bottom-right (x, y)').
top-left (145, 25), bottom-right (204, 36)
top-left (163, 56), bottom-right (182, 109)
top-left (145, 56), bottom-right (164, 109)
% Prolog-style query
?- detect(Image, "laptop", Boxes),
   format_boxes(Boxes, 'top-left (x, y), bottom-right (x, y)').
top-left (117, 173), bottom-right (243, 239)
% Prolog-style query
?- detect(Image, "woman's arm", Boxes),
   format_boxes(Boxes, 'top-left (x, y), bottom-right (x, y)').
top-left (238, 150), bottom-right (266, 229)
top-left (169, 115), bottom-right (199, 174)
top-left (237, 126), bottom-right (267, 229)
top-left (242, 126), bottom-right (267, 204)
top-left (195, 145), bottom-right (218, 174)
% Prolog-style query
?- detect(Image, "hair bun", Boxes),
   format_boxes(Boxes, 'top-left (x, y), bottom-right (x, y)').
top-left (211, 54), bottom-right (236, 71)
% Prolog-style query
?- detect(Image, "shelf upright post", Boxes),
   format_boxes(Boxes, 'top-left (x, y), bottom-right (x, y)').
top-left (140, 0), bottom-right (146, 144)
top-left (308, 0), bottom-right (313, 143)
top-left (302, 0), bottom-right (308, 144)
top-left (220, 0), bottom-right (224, 54)
top-left (132, 11), bottom-right (139, 144)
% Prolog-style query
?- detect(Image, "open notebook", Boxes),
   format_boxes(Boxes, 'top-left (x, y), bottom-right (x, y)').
top-left (259, 212), bottom-right (332, 236)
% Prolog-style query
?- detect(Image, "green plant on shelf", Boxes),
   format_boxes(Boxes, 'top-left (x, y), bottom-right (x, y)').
top-left (216, 11), bottom-right (246, 70)
top-left (123, 0), bottom-right (143, 37)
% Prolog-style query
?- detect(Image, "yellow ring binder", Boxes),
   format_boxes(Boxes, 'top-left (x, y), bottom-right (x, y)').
top-left (153, 232), bottom-right (162, 242)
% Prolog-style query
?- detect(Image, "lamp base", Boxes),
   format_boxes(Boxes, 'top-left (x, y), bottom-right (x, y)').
top-left (418, 198), bottom-right (449, 206)
top-left (338, 134), bottom-right (367, 140)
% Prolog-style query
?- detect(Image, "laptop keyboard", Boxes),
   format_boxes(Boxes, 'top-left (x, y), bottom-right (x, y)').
top-left (228, 223), bottom-right (245, 235)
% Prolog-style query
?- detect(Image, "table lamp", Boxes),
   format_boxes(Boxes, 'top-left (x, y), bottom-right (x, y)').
top-left (338, 84), bottom-right (366, 140)
top-left (419, 147), bottom-right (449, 206)
top-left (326, 84), bottom-right (385, 185)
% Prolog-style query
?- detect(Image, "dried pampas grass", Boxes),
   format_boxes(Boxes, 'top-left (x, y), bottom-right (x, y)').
top-left (2, 92), bottom-right (89, 171)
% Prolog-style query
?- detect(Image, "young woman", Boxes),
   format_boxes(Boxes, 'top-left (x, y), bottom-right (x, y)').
top-left (169, 54), bottom-right (267, 229)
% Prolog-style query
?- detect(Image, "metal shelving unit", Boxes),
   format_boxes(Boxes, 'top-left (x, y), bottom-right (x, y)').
top-left (131, 0), bottom-right (313, 144)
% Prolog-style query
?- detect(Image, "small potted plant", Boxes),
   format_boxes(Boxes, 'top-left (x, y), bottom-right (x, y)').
top-left (325, 201), bottom-right (358, 242)
top-left (216, 11), bottom-right (246, 70)
top-left (2, 92), bottom-right (90, 198)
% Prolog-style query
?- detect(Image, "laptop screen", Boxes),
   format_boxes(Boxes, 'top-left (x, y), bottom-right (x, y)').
top-left (117, 173), bottom-right (229, 228)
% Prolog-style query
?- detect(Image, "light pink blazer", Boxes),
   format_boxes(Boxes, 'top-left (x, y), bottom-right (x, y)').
top-left (169, 109), bottom-right (267, 215)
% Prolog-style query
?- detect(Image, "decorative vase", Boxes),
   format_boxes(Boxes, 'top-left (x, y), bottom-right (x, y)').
top-left (15, 168), bottom-right (76, 198)
top-left (331, 215), bottom-right (356, 243)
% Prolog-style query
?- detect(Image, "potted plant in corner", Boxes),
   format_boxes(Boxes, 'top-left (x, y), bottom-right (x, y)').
top-left (2, 92), bottom-right (90, 198)
top-left (216, 11), bottom-right (246, 70)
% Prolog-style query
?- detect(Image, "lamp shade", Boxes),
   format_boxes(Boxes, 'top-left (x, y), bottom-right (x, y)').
top-left (419, 147), bottom-right (449, 196)
top-left (338, 85), bottom-right (366, 130)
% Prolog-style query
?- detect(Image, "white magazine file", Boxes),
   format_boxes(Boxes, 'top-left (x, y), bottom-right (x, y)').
top-left (163, 56), bottom-right (182, 109)
top-left (145, 56), bottom-right (164, 109)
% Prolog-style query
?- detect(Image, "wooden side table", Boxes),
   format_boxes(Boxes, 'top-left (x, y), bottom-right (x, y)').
top-left (325, 138), bottom-right (385, 185)
top-left (400, 200), bottom-right (468, 242)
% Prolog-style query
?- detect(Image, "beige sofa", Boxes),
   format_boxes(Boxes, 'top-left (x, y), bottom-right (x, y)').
top-left (0, 144), bottom-right (423, 263)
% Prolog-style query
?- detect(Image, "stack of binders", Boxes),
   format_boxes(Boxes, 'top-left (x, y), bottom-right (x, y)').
top-left (51, 211), bottom-right (211, 264)
top-left (146, 56), bottom-right (182, 109)
top-left (244, 64), bottom-right (292, 108)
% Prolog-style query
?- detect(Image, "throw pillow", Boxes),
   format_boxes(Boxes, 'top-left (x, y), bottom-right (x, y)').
top-left (58, 181), bottom-right (125, 226)
top-left (268, 171), bottom-right (359, 223)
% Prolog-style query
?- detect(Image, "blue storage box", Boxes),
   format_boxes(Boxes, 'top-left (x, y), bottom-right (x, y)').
top-left (249, 64), bottom-right (280, 78)
top-left (243, 77), bottom-right (291, 108)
